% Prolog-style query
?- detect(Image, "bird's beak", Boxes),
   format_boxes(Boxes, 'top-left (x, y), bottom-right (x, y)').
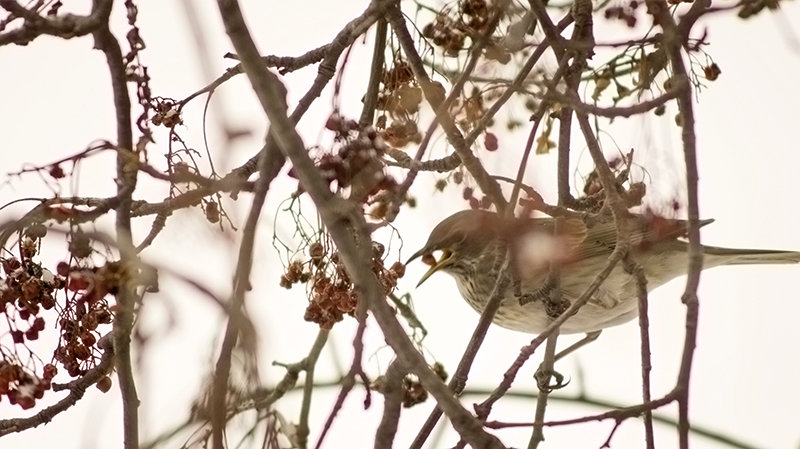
top-left (407, 248), bottom-right (454, 287)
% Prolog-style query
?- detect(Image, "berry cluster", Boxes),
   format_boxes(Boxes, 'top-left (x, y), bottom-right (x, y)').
top-left (462, 186), bottom-right (493, 210)
top-left (422, 0), bottom-right (496, 56)
top-left (0, 227), bottom-right (65, 408)
top-left (377, 62), bottom-right (424, 118)
top-left (603, 1), bottom-right (640, 28)
top-left (52, 262), bottom-right (116, 378)
top-left (422, 14), bottom-right (466, 56)
top-left (294, 114), bottom-right (398, 203)
top-left (280, 240), bottom-right (405, 330)
top-left (374, 62), bottom-right (424, 149)
top-left (1, 222), bottom-right (158, 409)
top-left (0, 361), bottom-right (55, 409)
top-left (150, 97), bottom-right (182, 128)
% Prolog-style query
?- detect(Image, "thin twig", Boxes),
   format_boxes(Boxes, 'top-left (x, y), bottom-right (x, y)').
top-left (359, 18), bottom-right (386, 129)
top-left (644, 2), bottom-right (704, 447)
top-left (297, 330), bottom-right (330, 449)
top-left (0, 0), bottom-right (112, 45)
top-left (374, 359), bottom-right (407, 449)
top-left (527, 329), bottom-right (559, 449)
top-left (92, 2), bottom-right (140, 446)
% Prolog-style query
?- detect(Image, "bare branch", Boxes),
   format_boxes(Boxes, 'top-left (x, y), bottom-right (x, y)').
top-left (0, 0), bottom-right (112, 45)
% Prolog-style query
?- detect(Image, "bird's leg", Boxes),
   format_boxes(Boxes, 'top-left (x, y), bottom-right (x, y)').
top-left (517, 274), bottom-right (557, 306)
top-left (534, 368), bottom-right (565, 393)
top-left (553, 330), bottom-right (601, 362)
top-left (534, 331), bottom-right (602, 391)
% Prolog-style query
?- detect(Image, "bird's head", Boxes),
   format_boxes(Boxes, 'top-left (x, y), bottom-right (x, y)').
top-left (406, 210), bottom-right (505, 287)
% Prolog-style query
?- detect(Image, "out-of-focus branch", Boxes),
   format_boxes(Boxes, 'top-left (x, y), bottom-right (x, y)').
top-left (359, 18), bottom-right (386, 128)
top-left (209, 144), bottom-right (268, 449)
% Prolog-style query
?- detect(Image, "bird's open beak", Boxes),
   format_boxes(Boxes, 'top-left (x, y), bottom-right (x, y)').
top-left (407, 248), bottom-right (454, 287)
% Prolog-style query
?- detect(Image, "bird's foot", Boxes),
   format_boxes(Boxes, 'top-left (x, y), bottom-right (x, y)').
top-left (544, 297), bottom-right (570, 318)
top-left (517, 277), bottom-right (557, 306)
top-left (534, 366), bottom-right (570, 393)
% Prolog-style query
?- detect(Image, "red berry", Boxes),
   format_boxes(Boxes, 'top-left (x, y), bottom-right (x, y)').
top-left (33, 317), bottom-right (46, 331)
top-left (96, 376), bottom-right (113, 393)
top-left (11, 330), bottom-right (24, 344)
top-left (484, 132), bottom-right (498, 151)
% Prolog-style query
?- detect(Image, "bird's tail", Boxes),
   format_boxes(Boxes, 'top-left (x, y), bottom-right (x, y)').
top-left (703, 245), bottom-right (800, 265)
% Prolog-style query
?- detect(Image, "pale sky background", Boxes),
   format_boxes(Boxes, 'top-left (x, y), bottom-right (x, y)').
top-left (1, 1), bottom-right (799, 448)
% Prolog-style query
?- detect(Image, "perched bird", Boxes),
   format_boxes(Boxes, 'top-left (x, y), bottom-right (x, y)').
top-left (408, 210), bottom-right (800, 335)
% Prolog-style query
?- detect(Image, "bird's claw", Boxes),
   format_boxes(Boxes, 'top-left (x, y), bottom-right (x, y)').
top-left (517, 278), bottom-right (555, 306)
top-left (534, 367), bottom-right (569, 393)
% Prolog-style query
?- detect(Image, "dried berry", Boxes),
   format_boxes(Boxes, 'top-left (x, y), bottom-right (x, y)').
top-left (81, 332), bottom-right (96, 346)
top-left (390, 261), bottom-right (406, 278)
top-left (484, 132), bottom-right (498, 151)
top-left (205, 201), bottom-right (220, 223)
top-left (704, 63), bottom-right (721, 81)
top-left (24, 328), bottom-right (39, 341)
top-left (49, 164), bottom-right (65, 179)
top-left (43, 364), bottom-right (58, 380)
top-left (73, 344), bottom-right (91, 360)
top-left (372, 242), bottom-right (385, 259)
top-left (96, 376), bottom-right (113, 393)
top-left (11, 330), bottom-right (24, 344)
top-left (432, 362), bottom-right (448, 381)
top-left (462, 187), bottom-right (474, 200)
top-left (309, 242), bottom-right (324, 262)
top-left (32, 317), bottom-right (46, 332)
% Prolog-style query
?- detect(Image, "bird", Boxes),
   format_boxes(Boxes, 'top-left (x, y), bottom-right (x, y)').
top-left (407, 209), bottom-right (800, 335)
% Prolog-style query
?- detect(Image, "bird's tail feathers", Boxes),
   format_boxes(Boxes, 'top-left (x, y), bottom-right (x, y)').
top-left (703, 245), bottom-right (800, 265)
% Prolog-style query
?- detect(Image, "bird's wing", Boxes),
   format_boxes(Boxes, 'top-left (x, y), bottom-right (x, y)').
top-left (568, 215), bottom-right (714, 261)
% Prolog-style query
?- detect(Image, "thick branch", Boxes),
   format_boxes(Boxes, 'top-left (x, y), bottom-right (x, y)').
top-left (0, 0), bottom-right (112, 45)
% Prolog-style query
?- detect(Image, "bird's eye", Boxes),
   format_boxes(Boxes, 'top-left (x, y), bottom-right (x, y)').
top-left (451, 232), bottom-right (468, 245)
